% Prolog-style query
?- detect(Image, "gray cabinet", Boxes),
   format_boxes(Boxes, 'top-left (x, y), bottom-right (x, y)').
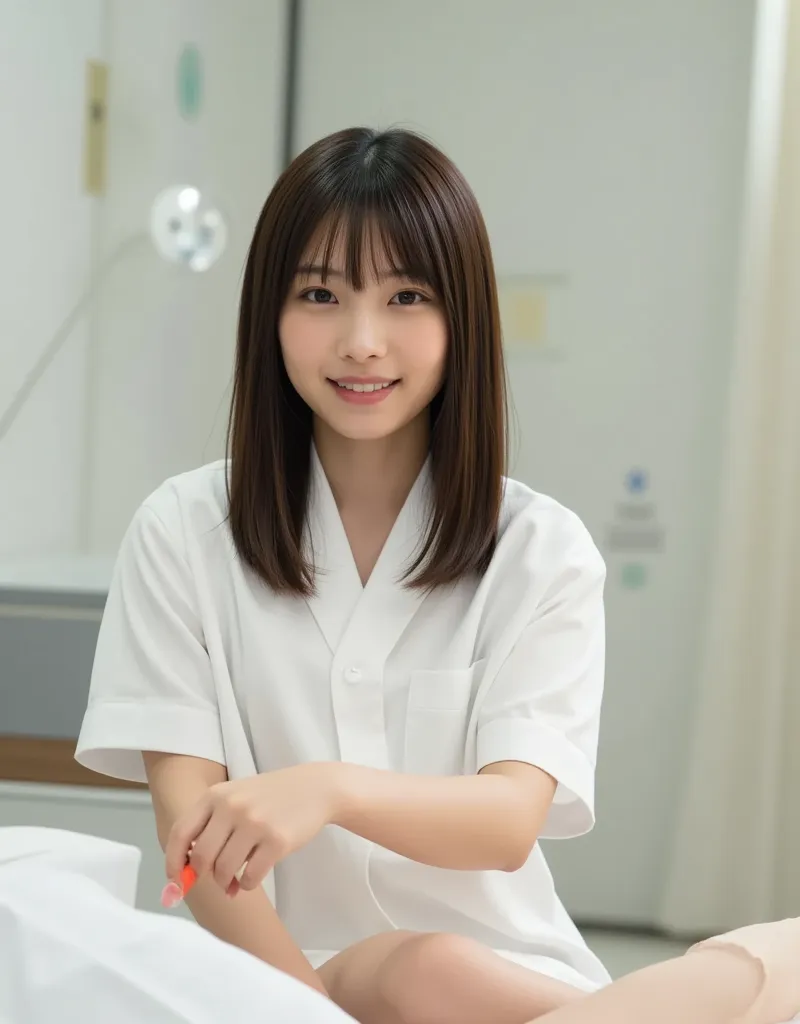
top-left (0, 587), bottom-right (104, 738)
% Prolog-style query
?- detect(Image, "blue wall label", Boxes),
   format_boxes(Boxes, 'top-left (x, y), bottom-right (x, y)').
top-left (626, 468), bottom-right (648, 494)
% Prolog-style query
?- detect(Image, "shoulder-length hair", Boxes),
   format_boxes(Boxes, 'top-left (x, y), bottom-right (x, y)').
top-left (226, 126), bottom-right (507, 597)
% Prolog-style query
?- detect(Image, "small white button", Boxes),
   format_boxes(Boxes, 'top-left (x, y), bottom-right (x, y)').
top-left (344, 666), bottom-right (362, 684)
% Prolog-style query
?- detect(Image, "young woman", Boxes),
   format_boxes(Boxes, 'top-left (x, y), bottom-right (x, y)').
top-left (75, 127), bottom-right (800, 1024)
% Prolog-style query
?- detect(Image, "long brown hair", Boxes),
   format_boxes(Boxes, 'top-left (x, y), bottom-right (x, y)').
top-left (226, 127), bottom-right (507, 596)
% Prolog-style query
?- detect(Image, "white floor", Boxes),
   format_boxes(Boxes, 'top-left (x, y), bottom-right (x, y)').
top-left (583, 930), bottom-right (689, 979)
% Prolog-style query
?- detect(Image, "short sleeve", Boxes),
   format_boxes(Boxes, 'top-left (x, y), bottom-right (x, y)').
top-left (75, 502), bottom-right (225, 783)
top-left (475, 521), bottom-right (605, 839)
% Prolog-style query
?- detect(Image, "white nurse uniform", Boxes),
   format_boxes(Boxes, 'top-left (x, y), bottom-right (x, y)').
top-left (76, 450), bottom-right (610, 992)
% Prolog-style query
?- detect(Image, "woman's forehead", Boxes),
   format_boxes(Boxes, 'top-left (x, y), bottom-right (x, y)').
top-left (297, 219), bottom-right (404, 281)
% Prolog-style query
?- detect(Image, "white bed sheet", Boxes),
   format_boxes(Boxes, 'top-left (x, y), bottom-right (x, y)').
top-left (0, 827), bottom-right (352, 1023)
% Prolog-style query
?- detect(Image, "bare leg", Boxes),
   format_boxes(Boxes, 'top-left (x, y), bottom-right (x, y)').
top-left (320, 931), bottom-right (584, 1024)
top-left (530, 918), bottom-right (800, 1024)
top-left (528, 947), bottom-right (765, 1024)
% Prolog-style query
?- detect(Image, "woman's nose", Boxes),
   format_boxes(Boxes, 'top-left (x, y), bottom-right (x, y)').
top-left (337, 310), bottom-right (387, 361)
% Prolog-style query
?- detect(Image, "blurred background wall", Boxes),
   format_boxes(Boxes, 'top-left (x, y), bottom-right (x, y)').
top-left (0, 1), bottom-right (104, 555)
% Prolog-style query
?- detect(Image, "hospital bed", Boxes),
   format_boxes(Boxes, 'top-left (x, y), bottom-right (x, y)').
top-left (0, 827), bottom-right (353, 1023)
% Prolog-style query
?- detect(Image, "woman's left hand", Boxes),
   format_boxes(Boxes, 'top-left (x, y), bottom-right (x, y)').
top-left (165, 763), bottom-right (343, 896)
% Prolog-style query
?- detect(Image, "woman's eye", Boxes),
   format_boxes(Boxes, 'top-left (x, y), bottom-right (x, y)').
top-left (391, 290), bottom-right (426, 306)
top-left (303, 288), bottom-right (337, 304)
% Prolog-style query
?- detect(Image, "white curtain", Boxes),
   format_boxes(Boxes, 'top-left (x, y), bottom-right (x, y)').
top-left (660, 0), bottom-right (800, 935)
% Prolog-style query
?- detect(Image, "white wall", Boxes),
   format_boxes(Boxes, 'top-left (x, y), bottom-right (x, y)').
top-left (0, 1), bottom-right (287, 560)
top-left (0, 0), bottom-right (103, 556)
top-left (295, 0), bottom-right (755, 925)
top-left (84, 0), bottom-right (287, 552)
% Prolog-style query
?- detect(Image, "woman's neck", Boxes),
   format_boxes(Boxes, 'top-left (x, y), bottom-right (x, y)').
top-left (313, 414), bottom-right (429, 518)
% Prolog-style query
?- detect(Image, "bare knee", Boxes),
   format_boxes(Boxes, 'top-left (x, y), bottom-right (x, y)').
top-left (377, 932), bottom-right (483, 1024)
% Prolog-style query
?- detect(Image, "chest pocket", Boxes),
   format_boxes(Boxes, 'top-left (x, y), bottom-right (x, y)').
top-left (403, 660), bottom-right (487, 777)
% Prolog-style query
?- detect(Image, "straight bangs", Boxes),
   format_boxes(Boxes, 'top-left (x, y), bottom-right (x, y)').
top-left (298, 200), bottom-right (444, 299)
top-left (227, 127), bottom-right (507, 597)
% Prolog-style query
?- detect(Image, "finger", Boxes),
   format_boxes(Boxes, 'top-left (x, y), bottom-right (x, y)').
top-left (185, 815), bottom-right (234, 881)
top-left (238, 843), bottom-right (276, 892)
top-left (225, 877), bottom-right (241, 899)
top-left (165, 799), bottom-right (213, 880)
top-left (213, 831), bottom-right (257, 894)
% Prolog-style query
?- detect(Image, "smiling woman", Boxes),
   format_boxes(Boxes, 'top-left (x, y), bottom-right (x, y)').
top-left (226, 127), bottom-right (506, 598)
top-left (75, 127), bottom-right (611, 1024)
top-left (279, 234), bottom-right (448, 450)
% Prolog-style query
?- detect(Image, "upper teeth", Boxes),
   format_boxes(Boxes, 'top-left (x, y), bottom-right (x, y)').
top-left (337, 381), bottom-right (393, 392)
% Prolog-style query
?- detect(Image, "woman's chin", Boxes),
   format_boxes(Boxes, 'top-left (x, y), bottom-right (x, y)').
top-left (314, 406), bottom-right (413, 443)
top-left (329, 419), bottom-right (402, 442)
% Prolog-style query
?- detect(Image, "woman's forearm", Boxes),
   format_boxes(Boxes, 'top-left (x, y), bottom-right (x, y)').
top-left (144, 751), bottom-right (326, 996)
top-left (183, 875), bottom-right (326, 994)
top-left (332, 760), bottom-right (557, 872)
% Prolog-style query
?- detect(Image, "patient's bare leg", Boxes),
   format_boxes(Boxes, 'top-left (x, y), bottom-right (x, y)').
top-left (529, 948), bottom-right (763, 1024)
top-left (529, 918), bottom-right (800, 1024)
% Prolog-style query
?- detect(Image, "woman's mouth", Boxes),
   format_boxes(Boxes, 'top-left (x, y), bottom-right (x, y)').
top-left (328, 378), bottom-right (400, 405)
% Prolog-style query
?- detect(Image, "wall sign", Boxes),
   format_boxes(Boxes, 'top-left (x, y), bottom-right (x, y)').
top-left (177, 44), bottom-right (203, 120)
top-left (606, 468), bottom-right (665, 588)
top-left (498, 274), bottom-right (569, 359)
top-left (621, 562), bottom-right (648, 589)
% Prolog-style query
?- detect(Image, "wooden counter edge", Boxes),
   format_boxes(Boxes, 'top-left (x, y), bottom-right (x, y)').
top-left (0, 735), bottom-right (147, 790)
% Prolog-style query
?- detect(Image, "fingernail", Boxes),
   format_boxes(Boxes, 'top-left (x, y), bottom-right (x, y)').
top-left (160, 881), bottom-right (184, 908)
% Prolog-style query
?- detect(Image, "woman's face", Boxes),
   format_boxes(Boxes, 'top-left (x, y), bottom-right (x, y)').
top-left (279, 235), bottom-right (448, 443)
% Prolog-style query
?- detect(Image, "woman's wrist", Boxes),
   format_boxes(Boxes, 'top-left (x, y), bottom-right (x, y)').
top-left (325, 761), bottom-right (362, 828)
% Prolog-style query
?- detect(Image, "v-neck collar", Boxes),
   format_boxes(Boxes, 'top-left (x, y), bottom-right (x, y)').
top-left (305, 445), bottom-right (431, 658)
